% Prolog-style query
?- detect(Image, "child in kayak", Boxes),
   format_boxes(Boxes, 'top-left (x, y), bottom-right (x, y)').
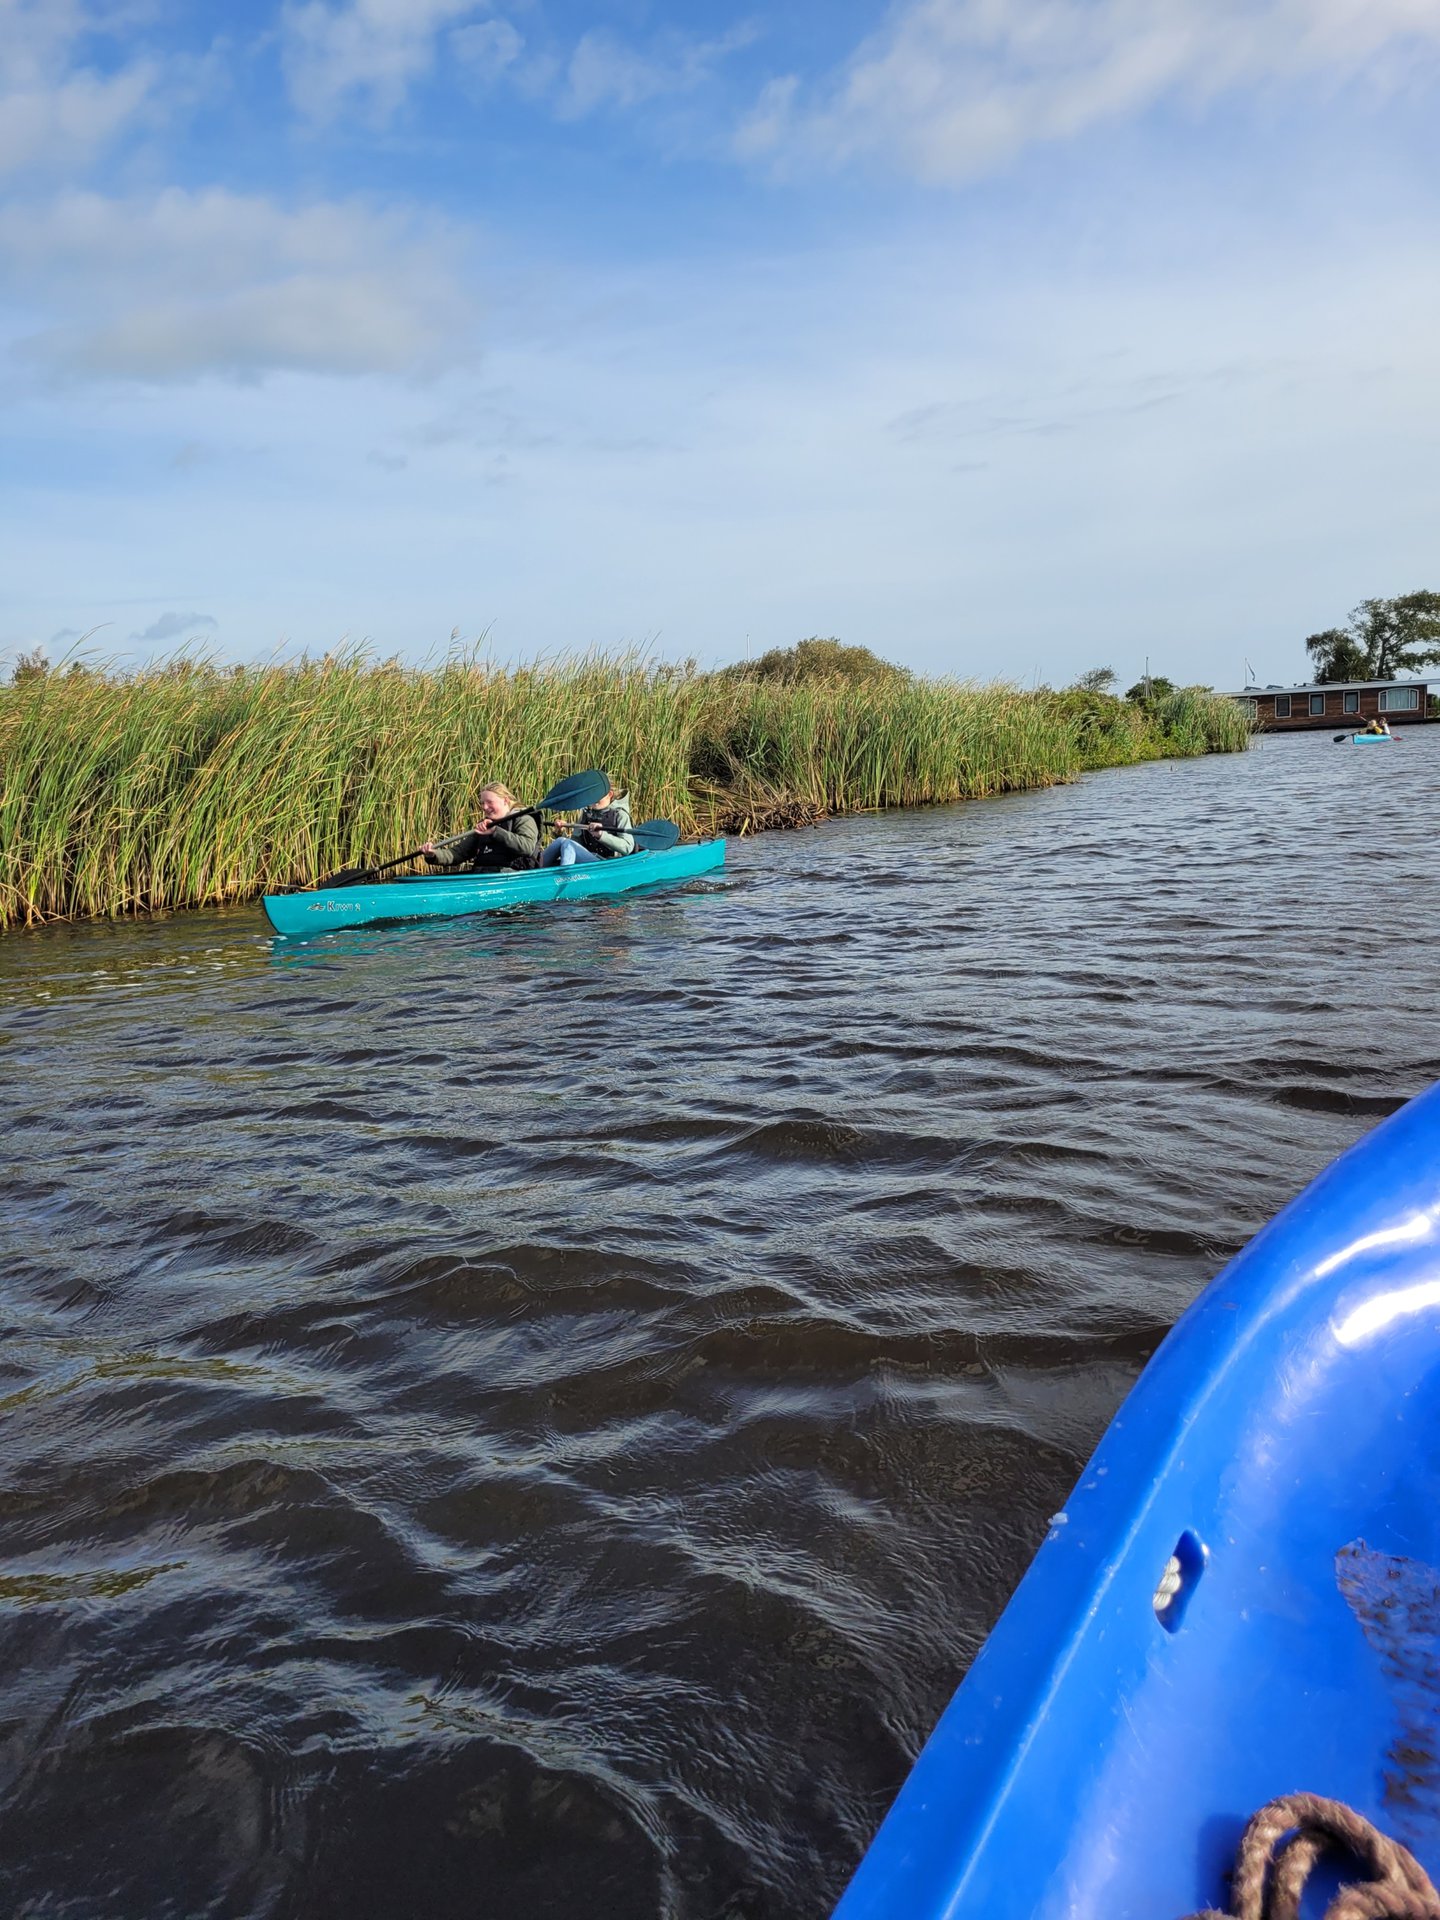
top-left (420, 782), bottom-right (542, 872)
top-left (1361, 716), bottom-right (1391, 735)
top-left (540, 784), bottom-right (635, 866)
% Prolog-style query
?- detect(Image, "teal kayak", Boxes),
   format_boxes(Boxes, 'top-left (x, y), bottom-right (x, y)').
top-left (1352, 732), bottom-right (1394, 744)
top-left (262, 838), bottom-right (725, 936)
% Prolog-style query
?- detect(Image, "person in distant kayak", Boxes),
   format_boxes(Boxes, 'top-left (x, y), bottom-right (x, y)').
top-left (421, 782), bottom-right (542, 872)
top-left (539, 783), bottom-right (635, 867)
top-left (1361, 716), bottom-right (1391, 735)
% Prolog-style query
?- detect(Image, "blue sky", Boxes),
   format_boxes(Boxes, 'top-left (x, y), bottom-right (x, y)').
top-left (2, 0), bottom-right (1438, 687)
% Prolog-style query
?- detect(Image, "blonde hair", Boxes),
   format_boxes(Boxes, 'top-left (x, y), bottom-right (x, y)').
top-left (479, 781), bottom-right (519, 810)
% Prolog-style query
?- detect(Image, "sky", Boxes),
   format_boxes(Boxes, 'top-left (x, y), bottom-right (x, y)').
top-left (1, 0), bottom-right (1439, 688)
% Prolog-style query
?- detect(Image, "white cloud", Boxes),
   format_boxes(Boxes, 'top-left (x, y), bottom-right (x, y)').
top-left (282, 4), bottom-right (756, 127)
top-left (738, 0), bottom-right (1440, 181)
top-left (562, 23), bottom-right (758, 119)
top-left (0, 0), bottom-right (156, 176)
top-left (0, 188), bottom-right (476, 384)
top-left (5, 218), bottom-right (1439, 683)
top-left (282, 0), bottom-right (494, 120)
top-left (130, 611), bottom-right (218, 642)
top-left (451, 17), bottom-right (523, 87)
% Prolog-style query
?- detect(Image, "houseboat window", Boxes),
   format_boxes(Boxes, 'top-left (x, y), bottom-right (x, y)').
top-left (1309, 693), bottom-right (1326, 715)
top-left (1380, 687), bottom-right (1420, 712)
top-left (1274, 694), bottom-right (1292, 718)
top-left (1343, 692), bottom-right (1359, 714)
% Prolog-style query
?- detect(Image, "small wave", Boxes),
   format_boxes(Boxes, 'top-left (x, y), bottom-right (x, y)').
top-left (4, 737), bottom-right (1440, 1916)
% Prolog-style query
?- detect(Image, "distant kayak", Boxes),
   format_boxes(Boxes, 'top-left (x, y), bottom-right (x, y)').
top-left (1352, 731), bottom-right (1395, 744)
top-left (833, 1079), bottom-right (1440, 1919)
top-left (262, 838), bottom-right (725, 936)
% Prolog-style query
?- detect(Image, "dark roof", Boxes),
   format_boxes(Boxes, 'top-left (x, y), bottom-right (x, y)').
top-left (1219, 679), bottom-right (1430, 698)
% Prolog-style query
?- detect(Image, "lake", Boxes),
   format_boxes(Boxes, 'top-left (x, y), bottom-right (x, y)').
top-left (3, 727), bottom-right (1439, 1918)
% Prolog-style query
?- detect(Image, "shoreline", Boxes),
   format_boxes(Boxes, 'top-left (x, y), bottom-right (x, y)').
top-left (0, 658), bottom-right (1250, 929)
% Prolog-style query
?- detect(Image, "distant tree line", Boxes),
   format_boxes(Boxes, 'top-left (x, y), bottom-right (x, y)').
top-left (1069, 665), bottom-right (1181, 705)
top-left (6, 634), bottom-right (916, 690)
top-left (39, 619), bottom-right (1429, 703)
top-left (1070, 591), bottom-right (1440, 705)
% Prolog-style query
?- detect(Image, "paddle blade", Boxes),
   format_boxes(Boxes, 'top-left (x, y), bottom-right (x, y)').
top-left (538, 769), bottom-right (611, 813)
top-left (630, 818), bottom-right (681, 851)
top-left (317, 863), bottom-right (374, 888)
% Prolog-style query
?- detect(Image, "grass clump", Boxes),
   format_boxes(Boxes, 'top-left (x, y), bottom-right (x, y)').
top-left (1040, 684), bottom-right (1251, 763)
top-left (0, 651), bottom-right (1250, 928)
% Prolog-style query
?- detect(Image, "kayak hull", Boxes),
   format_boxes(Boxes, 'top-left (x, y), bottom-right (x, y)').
top-left (262, 837), bottom-right (725, 936)
top-left (1353, 732), bottom-right (1394, 744)
top-left (834, 1080), bottom-right (1440, 1919)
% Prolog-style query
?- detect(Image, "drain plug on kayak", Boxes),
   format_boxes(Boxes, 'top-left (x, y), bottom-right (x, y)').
top-left (1153, 1528), bottom-right (1208, 1630)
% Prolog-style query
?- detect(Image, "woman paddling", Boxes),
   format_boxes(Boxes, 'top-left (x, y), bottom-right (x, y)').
top-left (539, 782), bottom-right (635, 867)
top-left (421, 782), bottom-right (542, 873)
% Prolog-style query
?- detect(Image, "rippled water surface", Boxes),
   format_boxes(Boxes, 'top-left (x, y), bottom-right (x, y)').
top-left (4, 731), bottom-right (1440, 1919)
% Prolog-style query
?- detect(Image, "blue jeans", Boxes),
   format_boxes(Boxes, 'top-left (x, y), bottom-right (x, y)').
top-left (541, 838), bottom-right (603, 867)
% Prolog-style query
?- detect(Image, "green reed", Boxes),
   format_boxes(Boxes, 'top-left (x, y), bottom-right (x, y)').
top-left (0, 654), bottom-right (1249, 927)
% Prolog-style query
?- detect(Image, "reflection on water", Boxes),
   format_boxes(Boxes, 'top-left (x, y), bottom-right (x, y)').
top-left (4, 731), bottom-right (1440, 1918)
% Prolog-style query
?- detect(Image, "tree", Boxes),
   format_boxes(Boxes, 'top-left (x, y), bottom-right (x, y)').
top-left (10, 646), bottom-right (50, 685)
top-left (1303, 628), bottom-right (1369, 682)
top-left (1304, 592), bottom-right (1440, 682)
top-left (722, 637), bottom-right (910, 685)
top-left (1071, 666), bottom-right (1116, 693)
top-left (1354, 592), bottom-right (1440, 677)
top-left (1125, 674), bottom-right (1175, 704)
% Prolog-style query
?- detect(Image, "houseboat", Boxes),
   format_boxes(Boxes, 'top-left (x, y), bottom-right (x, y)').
top-left (1222, 678), bottom-right (1430, 733)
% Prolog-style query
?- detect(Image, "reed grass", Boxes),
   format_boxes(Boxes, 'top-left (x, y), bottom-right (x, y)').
top-left (0, 654), bottom-right (1250, 928)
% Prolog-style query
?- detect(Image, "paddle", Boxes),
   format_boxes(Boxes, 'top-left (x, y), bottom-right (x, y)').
top-left (533, 770), bottom-right (614, 814)
top-left (551, 818), bottom-right (682, 854)
top-left (316, 770), bottom-right (613, 889)
top-left (630, 819), bottom-right (681, 851)
top-left (318, 843), bottom-right (451, 889)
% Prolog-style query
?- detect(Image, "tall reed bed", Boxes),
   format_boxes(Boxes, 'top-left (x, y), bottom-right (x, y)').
top-left (696, 677), bottom-right (1087, 814)
top-left (0, 655), bottom-right (1248, 927)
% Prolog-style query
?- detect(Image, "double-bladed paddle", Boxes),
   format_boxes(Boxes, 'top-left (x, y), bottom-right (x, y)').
top-left (316, 769), bottom-right (614, 889)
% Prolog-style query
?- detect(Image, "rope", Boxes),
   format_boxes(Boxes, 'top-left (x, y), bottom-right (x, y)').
top-left (1185, 1794), bottom-right (1440, 1920)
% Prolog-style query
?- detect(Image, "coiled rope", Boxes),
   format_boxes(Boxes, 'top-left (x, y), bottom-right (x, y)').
top-left (1186, 1794), bottom-right (1440, 1920)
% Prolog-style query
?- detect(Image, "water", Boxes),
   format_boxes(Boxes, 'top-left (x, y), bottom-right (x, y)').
top-left (3, 731), bottom-right (1439, 1919)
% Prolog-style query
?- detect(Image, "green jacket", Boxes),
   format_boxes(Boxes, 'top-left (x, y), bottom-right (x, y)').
top-left (423, 808), bottom-right (542, 872)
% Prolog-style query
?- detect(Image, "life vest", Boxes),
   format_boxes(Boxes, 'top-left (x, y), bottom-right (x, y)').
top-left (574, 804), bottom-right (631, 857)
top-left (474, 807), bottom-right (543, 871)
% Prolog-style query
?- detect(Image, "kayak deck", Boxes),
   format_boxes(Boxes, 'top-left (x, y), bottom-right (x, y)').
top-left (262, 837), bottom-right (724, 936)
top-left (834, 1080), bottom-right (1440, 1919)
top-left (1353, 732), bottom-right (1394, 744)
